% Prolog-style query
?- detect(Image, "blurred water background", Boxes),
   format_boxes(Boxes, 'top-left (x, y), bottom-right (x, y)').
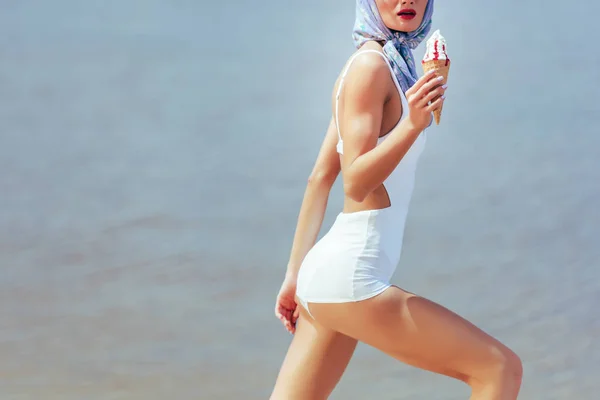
top-left (1, 0), bottom-right (599, 398)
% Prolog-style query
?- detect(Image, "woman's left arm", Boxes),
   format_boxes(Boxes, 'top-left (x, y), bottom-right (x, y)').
top-left (284, 116), bottom-right (340, 279)
top-left (275, 116), bottom-right (340, 333)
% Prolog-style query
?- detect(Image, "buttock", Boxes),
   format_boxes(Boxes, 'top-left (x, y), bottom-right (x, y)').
top-left (296, 208), bottom-right (399, 306)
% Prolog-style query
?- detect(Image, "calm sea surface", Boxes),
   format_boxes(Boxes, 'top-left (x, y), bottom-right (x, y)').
top-left (1, 1), bottom-right (599, 399)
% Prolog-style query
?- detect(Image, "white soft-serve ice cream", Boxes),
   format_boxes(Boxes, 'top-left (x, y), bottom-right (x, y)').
top-left (422, 29), bottom-right (450, 64)
top-left (421, 30), bottom-right (450, 125)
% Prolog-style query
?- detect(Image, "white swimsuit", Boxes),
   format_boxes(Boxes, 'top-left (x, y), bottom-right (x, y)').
top-left (296, 50), bottom-right (427, 316)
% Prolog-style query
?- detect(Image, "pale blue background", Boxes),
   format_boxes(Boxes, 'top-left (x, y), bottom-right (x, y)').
top-left (1, 1), bottom-right (599, 398)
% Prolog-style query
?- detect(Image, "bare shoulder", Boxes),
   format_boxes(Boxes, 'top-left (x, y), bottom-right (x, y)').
top-left (349, 49), bottom-right (389, 71)
top-left (334, 49), bottom-right (391, 112)
top-left (342, 50), bottom-right (390, 89)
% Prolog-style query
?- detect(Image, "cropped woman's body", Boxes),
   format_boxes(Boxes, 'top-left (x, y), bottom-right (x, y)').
top-left (296, 48), bottom-right (426, 316)
top-left (271, 2), bottom-right (523, 399)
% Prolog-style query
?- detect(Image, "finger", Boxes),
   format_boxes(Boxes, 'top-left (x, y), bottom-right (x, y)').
top-left (408, 76), bottom-right (443, 106)
top-left (418, 84), bottom-right (447, 109)
top-left (426, 95), bottom-right (445, 113)
top-left (275, 301), bottom-right (285, 316)
top-left (292, 307), bottom-right (300, 324)
top-left (276, 305), bottom-right (290, 324)
top-left (278, 315), bottom-right (287, 326)
top-left (406, 69), bottom-right (438, 97)
top-left (415, 75), bottom-right (446, 101)
top-left (281, 315), bottom-right (292, 332)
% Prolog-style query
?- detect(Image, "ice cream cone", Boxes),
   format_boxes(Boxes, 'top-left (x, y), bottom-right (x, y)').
top-left (422, 59), bottom-right (450, 125)
top-left (422, 29), bottom-right (450, 125)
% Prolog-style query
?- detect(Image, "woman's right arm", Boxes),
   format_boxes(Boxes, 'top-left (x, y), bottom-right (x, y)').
top-left (284, 116), bottom-right (341, 280)
top-left (339, 55), bottom-right (446, 202)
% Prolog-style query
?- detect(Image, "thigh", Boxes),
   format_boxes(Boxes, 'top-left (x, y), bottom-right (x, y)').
top-left (310, 286), bottom-right (515, 383)
top-left (270, 307), bottom-right (358, 400)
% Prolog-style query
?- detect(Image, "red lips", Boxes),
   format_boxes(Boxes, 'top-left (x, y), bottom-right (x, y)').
top-left (398, 8), bottom-right (416, 20)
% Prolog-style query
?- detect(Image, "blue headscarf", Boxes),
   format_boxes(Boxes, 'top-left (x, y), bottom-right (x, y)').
top-left (353, 0), bottom-right (434, 94)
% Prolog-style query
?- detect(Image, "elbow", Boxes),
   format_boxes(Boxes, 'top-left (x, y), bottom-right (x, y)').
top-left (343, 181), bottom-right (367, 203)
top-left (307, 168), bottom-right (338, 188)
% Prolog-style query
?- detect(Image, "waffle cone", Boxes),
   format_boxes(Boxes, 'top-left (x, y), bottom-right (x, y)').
top-left (421, 59), bottom-right (450, 125)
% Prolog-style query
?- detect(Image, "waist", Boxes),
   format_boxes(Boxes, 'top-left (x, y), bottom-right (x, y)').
top-left (319, 207), bottom-right (406, 267)
top-left (332, 206), bottom-right (408, 239)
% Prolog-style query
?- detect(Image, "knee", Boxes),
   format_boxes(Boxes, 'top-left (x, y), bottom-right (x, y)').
top-left (469, 346), bottom-right (523, 388)
top-left (488, 346), bottom-right (524, 384)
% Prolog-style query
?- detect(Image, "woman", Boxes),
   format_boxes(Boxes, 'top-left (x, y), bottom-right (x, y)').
top-left (271, 1), bottom-right (523, 399)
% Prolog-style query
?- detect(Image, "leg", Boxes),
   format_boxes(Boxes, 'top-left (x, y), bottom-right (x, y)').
top-left (310, 287), bottom-right (523, 400)
top-left (270, 306), bottom-right (358, 400)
